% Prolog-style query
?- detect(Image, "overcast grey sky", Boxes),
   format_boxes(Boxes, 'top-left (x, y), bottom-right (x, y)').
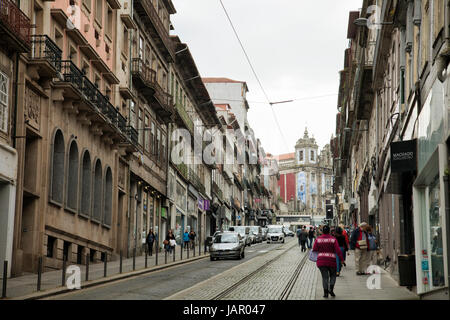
top-left (171, 0), bottom-right (362, 156)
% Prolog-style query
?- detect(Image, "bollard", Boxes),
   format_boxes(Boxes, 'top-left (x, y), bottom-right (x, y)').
top-left (104, 253), bottom-right (107, 277)
top-left (119, 250), bottom-right (123, 274)
top-left (62, 255), bottom-right (67, 287)
top-left (181, 242), bottom-right (183, 260)
top-left (193, 241), bottom-right (196, 257)
top-left (2, 261), bottom-right (8, 298)
top-left (145, 247), bottom-right (148, 268)
top-left (37, 256), bottom-right (42, 291)
top-left (173, 244), bottom-right (176, 262)
top-left (187, 242), bottom-right (190, 259)
top-left (164, 249), bottom-right (167, 264)
top-left (199, 238), bottom-right (201, 256)
top-left (133, 247), bottom-right (136, 271)
top-left (86, 254), bottom-right (90, 281)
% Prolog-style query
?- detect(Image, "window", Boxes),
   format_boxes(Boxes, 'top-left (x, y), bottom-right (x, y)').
top-left (80, 151), bottom-right (91, 217)
top-left (151, 122), bottom-right (155, 155)
top-left (66, 140), bottom-right (79, 211)
top-left (156, 128), bottom-right (161, 159)
top-left (103, 167), bottom-right (113, 227)
top-left (139, 36), bottom-right (144, 59)
top-left (47, 236), bottom-right (56, 258)
top-left (92, 159), bottom-right (103, 222)
top-left (162, 133), bottom-right (166, 164)
top-left (95, 0), bottom-right (103, 25)
top-left (145, 115), bottom-right (150, 152)
top-left (106, 5), bottom-right (113, 39)
top-left (310, 150), bottom-right (315, 162)
top-left (123, 27), bottom-right (129, 57)
top-left (83, 0), bottom-right (91, 12)
top-left (130, 100), bottom-right (136, 128)
top-left (138, 108), bottom-right (143, 146)
top-left (0, 71), bottom-right (9, 133)
top-left (50, 130), bottom-right (65, 204)
top-left (298, 150), bottom-right (304, 162)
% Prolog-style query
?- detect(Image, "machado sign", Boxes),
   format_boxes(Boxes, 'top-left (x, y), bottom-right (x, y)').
top-left (390, 139), bottom-right (417, 173)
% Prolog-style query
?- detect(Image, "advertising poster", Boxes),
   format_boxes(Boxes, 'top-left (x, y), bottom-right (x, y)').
top-left (297, 171), bottom-right (306, 204)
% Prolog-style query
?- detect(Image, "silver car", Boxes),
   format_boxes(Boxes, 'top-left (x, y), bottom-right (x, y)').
top-left (210, 232), bottom-right (245, 261)
top-left (266, 225), bottom-right (285, 243)
top-left (229, 226), bottom-right (252, 247)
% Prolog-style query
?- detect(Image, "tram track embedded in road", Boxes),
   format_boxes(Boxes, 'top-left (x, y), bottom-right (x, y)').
top-left (211, 242), bottom-right (308, 300)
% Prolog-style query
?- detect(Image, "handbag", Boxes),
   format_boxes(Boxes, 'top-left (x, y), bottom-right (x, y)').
top-left (163, 239), bottom-right (169, 245)
top-left (357, 239), bottom-right (367, 249)
top-left (309, 250), bottom-right (318, 262)
top-left (169, 239), bottom-right (176, 247)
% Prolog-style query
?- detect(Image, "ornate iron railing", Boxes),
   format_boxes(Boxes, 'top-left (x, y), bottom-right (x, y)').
top-left (175, 101), bottom-right (194, 134)
top-left (30, 35), bottom-right (62, 71)
top-left (0, 0), bottom-right (31, 46)
top-left (189, 167), bottom-right (205, 195)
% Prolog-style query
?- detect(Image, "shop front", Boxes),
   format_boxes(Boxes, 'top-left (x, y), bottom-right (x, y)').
top-left (413, 79), bottom-right (449, 297)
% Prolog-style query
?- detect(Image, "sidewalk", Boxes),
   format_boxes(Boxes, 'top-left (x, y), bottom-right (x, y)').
top-left (0, 244), bottom-right (209, 300)
top-left (313, 250), bottom-right (419, 300)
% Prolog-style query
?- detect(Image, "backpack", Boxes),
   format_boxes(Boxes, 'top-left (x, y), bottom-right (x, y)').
top-left (368, 234), bottom-right (377, 250)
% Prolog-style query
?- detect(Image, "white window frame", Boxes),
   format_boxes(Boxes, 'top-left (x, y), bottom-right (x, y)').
top-left (0, 71), bottom-right (9, 133)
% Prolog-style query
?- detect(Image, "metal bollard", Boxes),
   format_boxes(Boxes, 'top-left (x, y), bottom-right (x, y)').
top-left (62, 255), bottom-right (67, 287)
top-left (37, 256), bottom-right (42, 291)
top-left (181, 242), bottom-right (183, 260)
top-left (165, 249), bottom-right (167, 264)
top-left (86, 254), bottom-right (90, 281)
top-left (104, 253), bottom-right (107, 277)
top-left (119, 250), bottom-right (123, 274)
top-left (133, 248), bottom-right (136, 271)
top-left (187, 243), bottom-right (190, 259)
top-left (173, 244), bottom-right (176, 262)
top-left (193, 241), bottom-right (196, 257)
top-left (2, 261), bottom-right (8, 298)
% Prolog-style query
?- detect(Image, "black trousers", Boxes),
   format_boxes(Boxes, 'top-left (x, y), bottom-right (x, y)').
top-left (318, 266), bottom-right (337, 291)
top-left (147, 242), bottom-right (153, 256)
top-left (300, 240), bottom-right (307, 252)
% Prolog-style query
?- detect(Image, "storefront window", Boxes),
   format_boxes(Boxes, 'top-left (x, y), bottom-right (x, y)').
top-left (429, 176), bottom-right (445, 288)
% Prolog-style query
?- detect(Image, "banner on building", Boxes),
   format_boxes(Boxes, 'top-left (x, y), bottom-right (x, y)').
top-left (390, 139), bottom-right (417, 173)
top-left (297, 172), bottom-right (306, 204)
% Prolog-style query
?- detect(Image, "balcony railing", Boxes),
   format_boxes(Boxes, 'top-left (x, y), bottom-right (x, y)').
top-left (175, 101), bottom-right (194, 134)
top-left (175, 162), bottom-right (188, 180)
top-left (134, 0), bottom-right (174, 61)
top-left (131, 58), bottom-right (174, 117)
top-left (189, 168), bottom-right (205, 195)
top-left (0, 0), bottom-right (31, 50)
top-left (57, 60), bottom-right (136, 146)
top-left (30, 35), bottom-right (62, 71)
top-left (212, 181), bottom-right (223, 200)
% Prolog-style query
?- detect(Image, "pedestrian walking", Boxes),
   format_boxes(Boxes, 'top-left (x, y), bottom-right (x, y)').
top-left (165, 230), bottom-right (176, 254)
top-left (335, 227), bottom-right (348, 276)
top-left (146, 229), bottom-right (155, 256)
top-left (183, 229), bottom-right (190, 250)
top-left (349, 222), bottom-right (371, 275)
top-left (312, 225), bottom-right (344, 298)
top-left (307, 227), bottom-right (315, 249)
top-left (299, 226), bottom-right (308, 252)
top-left (189, 230), bottom-right (197, 249)
top-left (296, 226), bottom-right (302, 246)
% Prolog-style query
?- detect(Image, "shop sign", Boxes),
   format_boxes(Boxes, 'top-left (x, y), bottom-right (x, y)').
top-left (390, 139), bottom-right (417, 172)
top-left (198, 199), bottom-right (204, 211)
top-left (161, 207), bottom-right (167, 219)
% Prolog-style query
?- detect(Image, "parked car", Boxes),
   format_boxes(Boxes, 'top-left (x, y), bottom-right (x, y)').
top-left (229, 226), bottom-right (252, 247)
top-left (262, 227), bottom-right (268, 241)
top-left (266, 225), bottom-right (285, 243)
top-left (249, 226), bottom-right (263, 243)
top-left (283, 226), bottom-right (295, 237)
top-left (209, 231), bottom-right (245, 261)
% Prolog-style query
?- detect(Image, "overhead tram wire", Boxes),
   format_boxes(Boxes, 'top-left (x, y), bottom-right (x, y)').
top-left (210, 93), bottom-right (339, 105)
top-left (218, 0), bottom-right (290, 152)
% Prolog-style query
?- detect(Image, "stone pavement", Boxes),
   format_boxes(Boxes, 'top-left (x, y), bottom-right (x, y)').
top-left (313, 250), bottom-right (419, 300)
top-left (0, 244), bottom-right (207, 300)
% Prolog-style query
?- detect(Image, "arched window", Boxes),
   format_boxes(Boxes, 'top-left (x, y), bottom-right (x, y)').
top-left (66, 140), bottom-right (79, 211)
top-left (92, 159), bottom-right (103, 222)
top-left (80, 151), bottom-right (91, 217)
top-left (50, 129), bottom-right (65, 204)
top-left (103, 167), bottom-right (113, 227)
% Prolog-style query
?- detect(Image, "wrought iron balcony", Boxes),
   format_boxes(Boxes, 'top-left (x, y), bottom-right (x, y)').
top-left (56, 60), bottom-right (136, 147)
top-left (30, 35), bottom-right (62, 72)
top-left (175, 162), bottom-right (188, 180)
top-left (189, 167), bottom-right (205, 195)
top-left (131, 58), bottom-right (174, 121)
top-left (0, 0), bottom-right (31, 52)
top-left (212, 181), bottom-right (223, 201)
top-left (134, 0), bottom-right (174, 62)
top-left (174, 101), bottom-right (194, 134)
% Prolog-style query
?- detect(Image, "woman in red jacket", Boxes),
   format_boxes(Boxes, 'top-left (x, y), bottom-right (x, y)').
top-left (312, 225), bottom-right (344, 298)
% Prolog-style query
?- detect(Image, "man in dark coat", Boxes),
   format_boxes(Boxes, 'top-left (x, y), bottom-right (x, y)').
top-left (299, 226), bottom-right (309, 252)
